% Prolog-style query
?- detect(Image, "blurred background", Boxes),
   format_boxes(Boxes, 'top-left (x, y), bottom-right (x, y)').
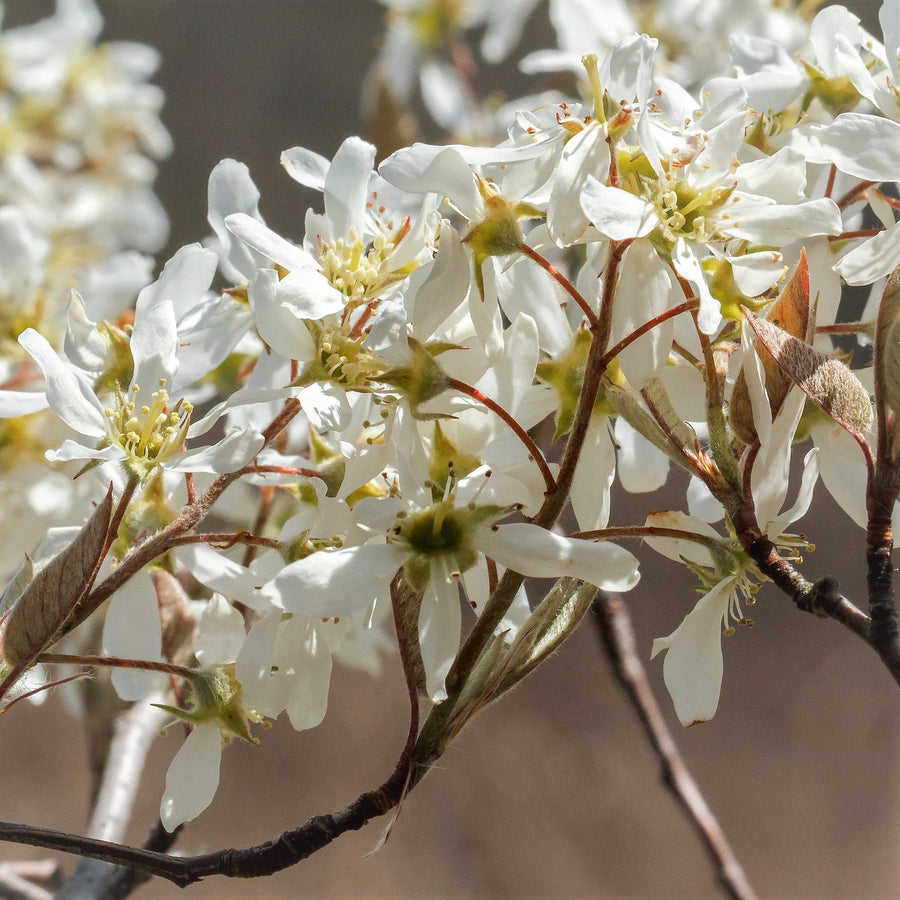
top-left (1, 1), bottom-right (898, 898)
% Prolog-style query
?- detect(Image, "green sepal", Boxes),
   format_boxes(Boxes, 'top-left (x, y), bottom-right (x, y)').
top-left (376, 335), bottom-right (455, 419)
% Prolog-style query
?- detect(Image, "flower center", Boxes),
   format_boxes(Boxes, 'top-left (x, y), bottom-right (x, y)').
top-left (317, 228), bottom-right (396, 307)
top-left (300, 318), bottom-right (387, 391)
top-left (396, 500), bottom-right (469, 556)
top-left (104, 380), bottom-right (192, 476)
top-left (645, 171), bottom-right (734, 245)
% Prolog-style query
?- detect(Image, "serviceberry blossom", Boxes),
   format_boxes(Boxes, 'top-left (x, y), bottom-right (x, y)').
top-left (6, 0), bottom-right (900, 874)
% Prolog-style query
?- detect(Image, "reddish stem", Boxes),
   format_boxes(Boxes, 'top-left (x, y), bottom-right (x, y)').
top-left (446, 376), bottom-right (556, 495)
top-left (598, 297), bottom-right (699, 373)
top-left (518, 241), bottom-right (600, 328)
top-left (829, 228), bottom-right (882, 241)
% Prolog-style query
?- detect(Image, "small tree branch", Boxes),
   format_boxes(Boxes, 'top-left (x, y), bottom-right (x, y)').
top-left (592, 592), bottom-right (757, 900)
top-left (55, 700), bottom-right (170, 900)
top-left (96, 821), bottom-right (181, 900)
top-left (0, 582), bottom-right (429, 888)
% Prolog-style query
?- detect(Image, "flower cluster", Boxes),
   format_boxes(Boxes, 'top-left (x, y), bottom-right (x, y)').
top-left (0, 0), bottom-right (897, 839)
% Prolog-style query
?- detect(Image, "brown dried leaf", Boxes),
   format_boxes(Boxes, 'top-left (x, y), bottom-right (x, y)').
top-left (1, 485), bottom-right (113, 668)
top-left (745, 311), bottom-right (872, 437)
top-left (766, 249), bottom-right (811, 341)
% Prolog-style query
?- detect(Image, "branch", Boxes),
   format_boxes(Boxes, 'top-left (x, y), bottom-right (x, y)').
top-left (592, 592), bottom-right (757, 900)
top-left (55, 700), bottom-right (170, 899)
top-left (0, 580), bottom-right (427, 887)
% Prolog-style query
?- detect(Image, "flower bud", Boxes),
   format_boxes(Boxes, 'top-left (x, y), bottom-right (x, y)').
top-left (376, 335), bottom-right (455, 419)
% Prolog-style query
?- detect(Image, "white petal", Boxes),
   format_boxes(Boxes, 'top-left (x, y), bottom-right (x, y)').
top-left (477, 523), bottom-right (640, 591)
top-left (836, 220), bottom-right (900, 286)
top-left (224, 213), bottom-right (315, 271)
top-left (167, 428), bottom-right (264, 475)
top-left (548, 128), bottom-right (610, 246)
top-left (160, 724), bottom-right (222, 832)
top-left (18, 329), bottom-right (105, 437)
top-left (0, 389), bottom-right (48, 417)
top-left (408, 221), bottom-right (471, 340)
top-left (234, 609), bottom-right (285, 717)
top-left (296, 382), bottom-right (350, 432)
top-left (324, 137), bottom-right (376, 237)
top-left (379, 144), bottom-right (480, 220)
top-left (130, 299), bottom-right (178, 391)
top-left (725, 197), bottom-right (842, 245)
top-left (208, 159), bottom-right (263, 282)
top-left (494, 257), bottom-right (570, 356)
top-left (276, 267), bottom-right (346, 320)
top-left (570, 418), bottom-right (615, 532)
top-left (801, 114), bottom-right (900, 181)
top-left (46, 440), bottom-right (123, 463)
top-left (281, 145), bottom-right (330, 192)
top-left (686, 475), bottom-right (725, 523)
top-left (272, 544), bottom-right (406, 616)
top-left (672, 241), bottom-right (721, 335)
top-left (135, 243), bottom-right (217, 320)
top-left (103, 576), bottom-right (162, 702)
top-left (651, 578), bottom-right (735, 727)
top-left (614, 418), bottom-right (670, 493)
top-left (281, 618), bottom-right (334, 730)
top-left (580, 178), bottom-right (656, 241)
top-left (611, 240), bottom-right (673, 389)
top-left (643, 510), bottom-right (719, 567)
top-left (809, 422), bottom-right (868, 527)
top-left (247, 268), bottom-right (316, 361)
top-left (194, 594), bottom-right (246, 665)
top-left (419, 576), bottom-right (462, 702)
top-left (766, 447), bottom-right (820, 537)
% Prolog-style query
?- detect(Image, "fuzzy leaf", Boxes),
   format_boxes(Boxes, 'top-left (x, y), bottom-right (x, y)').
top-left (494, 577), bottom-right (596, 694)
top-left (1, 486), bottom-right (113, 672)
top-left (745, 310), bottom-right (872, 437)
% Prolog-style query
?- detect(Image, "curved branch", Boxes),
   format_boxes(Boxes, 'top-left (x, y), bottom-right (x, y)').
top-left (592, 592), bottom-right (757, 900)
top-left (0, 568), bottom-right (427, 888)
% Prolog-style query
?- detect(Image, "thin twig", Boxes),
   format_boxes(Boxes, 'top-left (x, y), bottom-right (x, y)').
top-left (0, 579), bottom-right (428, 888)
top-left (592, 592), bottom-right (757, 900)
top-left (54, 700), bottom-right (170, 900)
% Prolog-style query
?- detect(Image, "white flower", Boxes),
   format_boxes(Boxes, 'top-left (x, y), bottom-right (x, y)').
top-left (18, 300), bottom-right (264, 485)
top-left (581, 117), bottom-right (842, 334)
top-left (267, 471), bottom-right (639, 700)
top-left (649, 329), bottom-right (821, 726)
top-left (159, 595), bottom-right (258, 832)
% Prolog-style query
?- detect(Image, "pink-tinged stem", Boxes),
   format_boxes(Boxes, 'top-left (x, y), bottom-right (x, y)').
top-left (824, 163), bottom-right (838, 200)
top-left (829, 228), bottom-right (882, 241)
top-left (837, 179), bottom-right (876, 210)
top-left (518, 241), bottom-right (600, 329)
top-left (166, 531), bottom-right (281, 551)
top-left (599, 298), bottom-right (700, 373)
top-left (37, 653), bottom-right (196, 680)
top-left (447, 376), bottom-right (556, 496)
top-left (570, 524), bottom-right (722, 551)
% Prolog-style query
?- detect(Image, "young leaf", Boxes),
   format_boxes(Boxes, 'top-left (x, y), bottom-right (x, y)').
top-left (875, 265), bottom-right (900, 458)
top-left (744, 310), bottom-right (872, 438)
top-left (1, 486), bottom-right (113, 678)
